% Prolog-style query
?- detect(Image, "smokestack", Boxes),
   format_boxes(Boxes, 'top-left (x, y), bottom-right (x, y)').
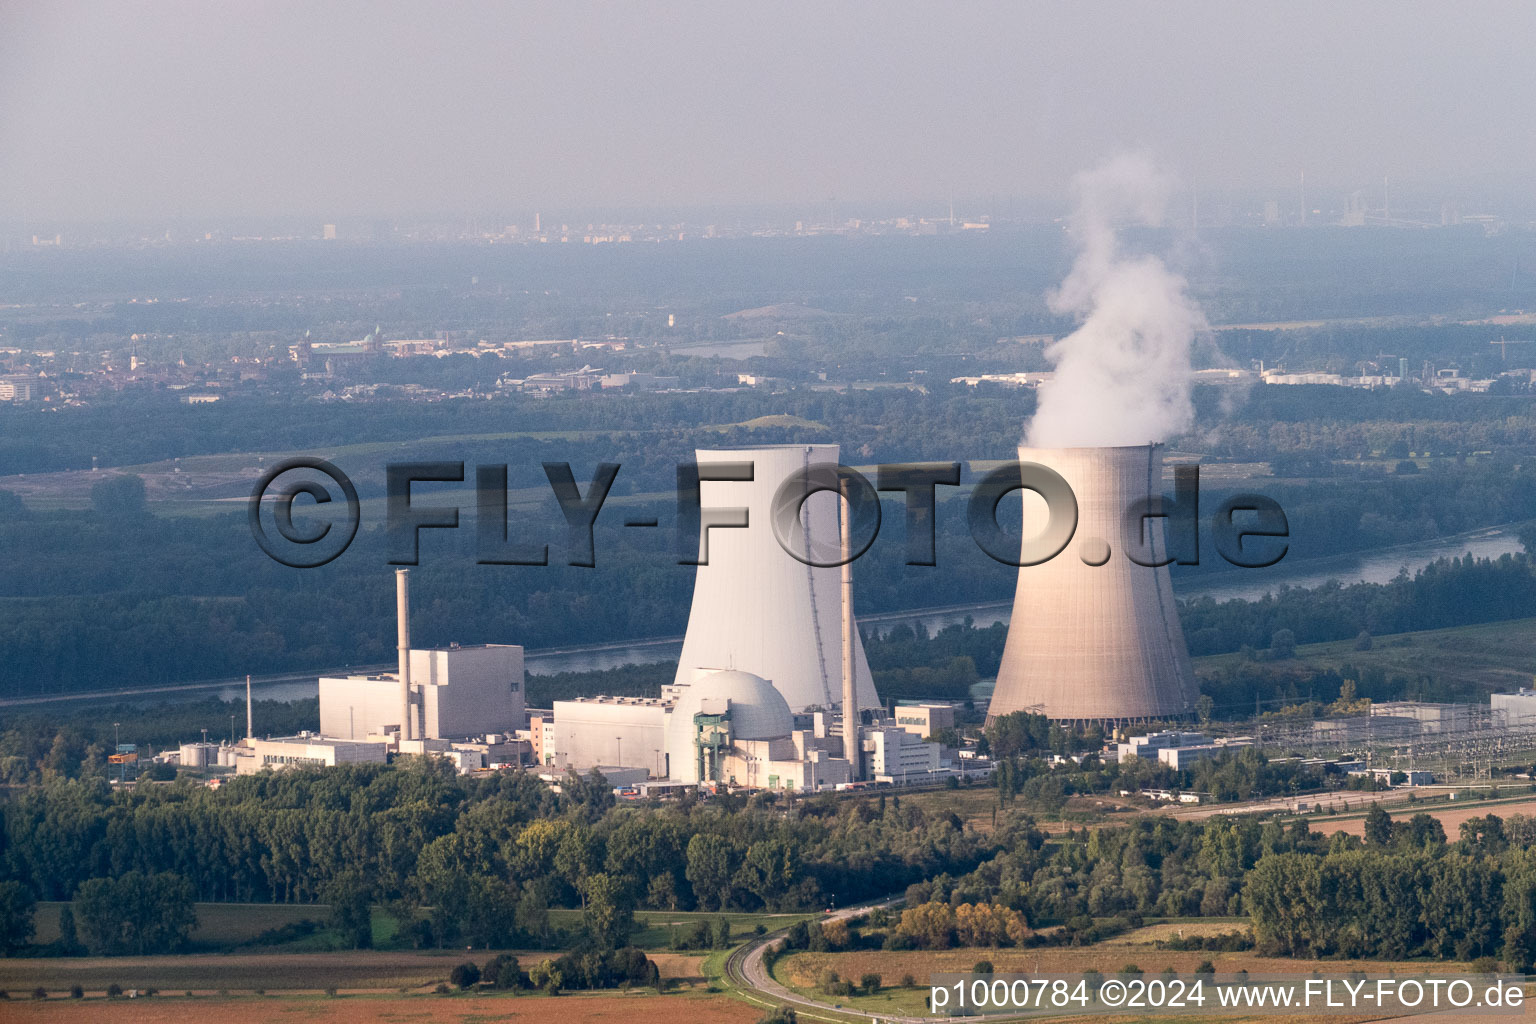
top-left (396, 568), bottom-right (412, 742)
top-left (988, 444), bottom-right (1197, 724)
top-left (245, 674), bottom-right (252, 742)
top-left (839, 481), bottom-right (859, 780)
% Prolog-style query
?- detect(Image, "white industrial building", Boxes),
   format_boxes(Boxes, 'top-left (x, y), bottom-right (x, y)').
top-left (239, 734), bottom-right (388, 775)
top-left (893, 704), bottom-right (957, 738)
top-left (542, 669), bottom-right (859, 792)
top-left (1156, 739), bottom-right (1252, 771)
top-left (1118, 730), bottom-right (1209, 763)
top-left (1370, 701), bottom-right (1475, 733)
top-left (1348, 767), bottom-right (1435, 787)
top-left (672, 445), bottom-right (881, 713)
top-left (320, 642), bottom-right (525, 741)
top-left (665, 669), bottom-right (853, 789)
top-left (551, 696), bottom-right (671, 777)
top-left (538, 668), bottom-right (960, 792)
top-left (1492, 688), bottom-right (1536, 727)
top-left (1115, 730), bottom-right (1253, 770)
top-left (864, 725), bottom-right (942, 779)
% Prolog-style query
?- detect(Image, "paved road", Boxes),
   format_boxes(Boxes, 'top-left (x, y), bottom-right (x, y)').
top-left (724, 895), bottom-right (985, 1024)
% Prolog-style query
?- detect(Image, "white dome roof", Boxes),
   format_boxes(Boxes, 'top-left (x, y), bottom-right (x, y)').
top-left (676, 669), bottom-right (793, 740)
top-left (703, 672), bottom-right (792, 736)
top-left (664, 670), bottom-right (793, 784)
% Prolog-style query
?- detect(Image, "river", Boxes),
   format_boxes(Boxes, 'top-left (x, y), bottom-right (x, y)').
top-left (11, 525), bottom-right (1522, 709)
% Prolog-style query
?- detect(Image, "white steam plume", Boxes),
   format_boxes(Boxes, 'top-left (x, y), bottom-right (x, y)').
top-left (1026, 154), bottom-right (1207, 449)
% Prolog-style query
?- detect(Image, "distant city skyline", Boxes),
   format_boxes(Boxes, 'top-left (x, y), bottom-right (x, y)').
top-left (3, 1), bottom-right (1536, 222)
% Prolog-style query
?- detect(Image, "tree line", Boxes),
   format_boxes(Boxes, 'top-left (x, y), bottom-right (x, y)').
top-left (883, 805), bottom-right (1536, 969)
top-left (0, 760), bottom-right (994, 955)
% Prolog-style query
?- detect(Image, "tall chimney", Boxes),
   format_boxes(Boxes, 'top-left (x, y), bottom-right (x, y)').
top-left (396, 568), bottom-right (412, 742)
top-left (839, 482), bottom-right (859, 780)
top-left (245, 674), bottom-right (253, 742)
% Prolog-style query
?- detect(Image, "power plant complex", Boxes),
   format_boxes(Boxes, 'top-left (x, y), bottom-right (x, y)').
top-left (231, 441), bottom-right (1201, 789)
top-left (546, 445), bottom-right (939, 789)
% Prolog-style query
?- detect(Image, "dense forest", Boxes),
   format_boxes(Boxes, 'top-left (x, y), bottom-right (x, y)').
top-left (0, 762), bottom-right (996, 952)
top-left (888, 808), bottom-right (1536, 968)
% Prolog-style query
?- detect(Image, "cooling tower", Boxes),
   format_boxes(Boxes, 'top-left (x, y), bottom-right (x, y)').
top-left (988, 444), bottom-right (1197, 723)
top-left (674, 445), bottom-right (881, 713)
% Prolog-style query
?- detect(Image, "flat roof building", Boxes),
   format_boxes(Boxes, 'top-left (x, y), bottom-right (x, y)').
top-left (1119, 730), bottom-right (1207, 763)
top-left (1370, 701), bottom-right (1474, 733)
top-left (864, 726), bottom-right (942, 779)
top-left (1492, 688), bottom-right (1536, 727)
top-left (893, 704), bottom-right (957, 739)
top-left (551, 696), bottom-right (671, 776)
top-left (241, 734), bottom-right (388, 775)
top-left (320, 643), bottom-right (524, 742)
top-left (1157, 740), bottom-right (1252, 771)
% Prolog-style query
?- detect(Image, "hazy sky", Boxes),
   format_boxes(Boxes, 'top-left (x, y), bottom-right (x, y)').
top-left (4, 1), bottom-right (1534, 221)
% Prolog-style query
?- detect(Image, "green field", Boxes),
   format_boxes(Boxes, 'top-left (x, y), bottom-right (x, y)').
top-left (1194, 616), bottom-right (1536, 695)
top-left (32, 901), bottom-right (326, 950)
top-left (0, 949), bottom-right (471, 995)
top-left (549, 908), bottom-right (818, 949)
top-left (29, 901), bottom-right (815, 956)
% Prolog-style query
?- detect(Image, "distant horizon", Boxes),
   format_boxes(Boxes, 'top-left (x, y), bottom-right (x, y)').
top-left (5, 2), bottom-right (1536, 223)
top-left (5, 175), bottom-right (1536, 237)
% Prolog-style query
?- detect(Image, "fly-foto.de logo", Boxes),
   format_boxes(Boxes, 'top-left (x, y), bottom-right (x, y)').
top-left (248, 457), bottom-right (1288, 571)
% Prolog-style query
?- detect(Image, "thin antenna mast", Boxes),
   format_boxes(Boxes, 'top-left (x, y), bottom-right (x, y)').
top-left (839, 480), bottom-right (859, 781)
top-left (396, 569), bottom-right (412, 743)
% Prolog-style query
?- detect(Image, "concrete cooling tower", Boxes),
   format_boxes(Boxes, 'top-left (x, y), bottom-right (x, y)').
top-left (988, 443), bottom-right (1197, 724)
top-left (674, 445), bottom-right (881, 713)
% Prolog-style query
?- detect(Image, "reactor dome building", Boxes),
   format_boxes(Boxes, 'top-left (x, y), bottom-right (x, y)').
top-left (673, 445), bottom-right (881, 713)
top-left (988, 443), bottom-right (1198, 724)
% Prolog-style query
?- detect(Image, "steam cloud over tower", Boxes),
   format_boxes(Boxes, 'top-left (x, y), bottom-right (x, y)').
top-left (988, 444), bottom-right (1197, 723)
top-left (674, 445), bottom-right (881, 713)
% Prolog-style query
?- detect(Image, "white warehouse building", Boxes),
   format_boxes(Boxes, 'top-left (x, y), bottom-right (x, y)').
top-left (1492, 688), bottom-right (1536, 727)
top-left (864, 725), bottom-right (942, 779)
top-left (240, 734), bottom-right (389, 775)
top-left (552, 696), bottom-right (671, 778)
top-left (320, 643), bottom-right (525, 741)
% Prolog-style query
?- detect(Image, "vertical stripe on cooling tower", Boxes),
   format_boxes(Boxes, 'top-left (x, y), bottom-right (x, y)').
top-left (800, 446), bottom-right (834, 704)
top-left (1143, 446), bottom-right (1185, 711)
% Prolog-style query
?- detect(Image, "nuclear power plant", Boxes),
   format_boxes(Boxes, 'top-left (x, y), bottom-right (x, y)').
top-left (531, 443), bottom-right (954, 790)
top-left (988, 443), bottom-right (1198, 724)
top-left (673, 445), bottom-right (881, 714)
top-left (283, 449), bottom-right (954, 792)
